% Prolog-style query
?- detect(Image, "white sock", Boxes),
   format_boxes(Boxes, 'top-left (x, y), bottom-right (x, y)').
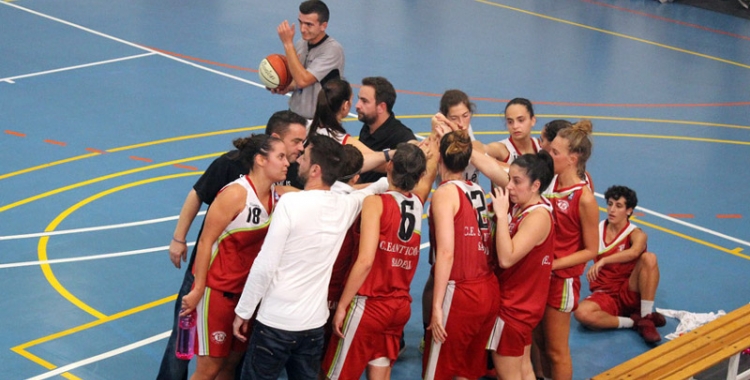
top-left (617, 317), bottom-right (634, 329)
top-left (641, 300), bottom-right (654, 317)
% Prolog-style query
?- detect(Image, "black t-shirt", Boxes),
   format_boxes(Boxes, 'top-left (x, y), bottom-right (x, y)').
top-left (358, 114), bottom-right (416, 183)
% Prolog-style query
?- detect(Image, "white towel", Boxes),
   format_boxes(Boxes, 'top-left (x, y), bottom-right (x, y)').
top-left (656, 307), bottom-right (726, 341)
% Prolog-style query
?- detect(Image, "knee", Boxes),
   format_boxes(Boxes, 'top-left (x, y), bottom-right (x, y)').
top-left (640, 252), bottom-right (659, 271)
top-left (573, 306), bottom-right (595, 328)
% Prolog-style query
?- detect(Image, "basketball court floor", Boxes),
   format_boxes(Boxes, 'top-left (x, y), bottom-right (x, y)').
top-left (1, 0), bottom-right (749, 379)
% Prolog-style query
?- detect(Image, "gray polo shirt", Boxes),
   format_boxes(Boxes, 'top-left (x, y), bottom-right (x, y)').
top-left (288, 35), bottom-right (345, 119)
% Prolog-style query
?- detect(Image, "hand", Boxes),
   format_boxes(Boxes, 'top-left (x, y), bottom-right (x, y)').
top-left (233, 315), bottom-right (250, 342)
top-left (490, 186), bottom-right (510, 217)
top-left (427, 308), bottom-right (447, 343)
top-left (179, 289), bottom-right (201, 317)
top-left (269, 84), bottom-right (293, 95)
top-left (277, 20), bottom-right (295, 45)
top-left (169, 239), bottom-right (188, 269)
top-left (587, 260), bottom-right (605, 282)
top-left (418, 135), bottom-right (436, 161)
top-left (430, 113), bottom-right (451, 140)
top-left (333, 306), bottom-right (347, 338)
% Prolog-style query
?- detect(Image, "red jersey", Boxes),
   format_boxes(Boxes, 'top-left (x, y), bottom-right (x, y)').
top-left (544, 177), bottom-right (587, 278)
top-left (497, 200), bottom-right (554, 329)
top-left (203, 176), bottom-right (275, 294)
top-left (358, 192), bottom-right (423, 300)
top-left (589, 220), bottom-right (643, 293)
top-left (328, 217), bottom-right (360, 304)
top-left (429, 180), bottom-right (494, 282)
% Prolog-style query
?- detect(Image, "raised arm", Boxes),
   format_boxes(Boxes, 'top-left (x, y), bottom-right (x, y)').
top-left (491, 188), bottom-right (552, 268)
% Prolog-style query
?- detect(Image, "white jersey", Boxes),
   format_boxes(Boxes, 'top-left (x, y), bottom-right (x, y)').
top-left (498, 137), bottom-right (542, 164)
top-left (315, 127), bottom-right (350, 145)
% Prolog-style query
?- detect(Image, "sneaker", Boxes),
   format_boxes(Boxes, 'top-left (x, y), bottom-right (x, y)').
top-left (636, 317), bottom-right (662, 343)
top-left (631, 312), bottom-right (666, 328)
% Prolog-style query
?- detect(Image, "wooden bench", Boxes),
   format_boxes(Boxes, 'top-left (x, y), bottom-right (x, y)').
top-left (593, 303), bottom-right (750, 380)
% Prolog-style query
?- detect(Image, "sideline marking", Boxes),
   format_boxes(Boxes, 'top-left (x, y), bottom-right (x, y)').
top-left (25, 331), bottom-right (171, 380)
top-left (5, 129), bottom-right (26, 137)
top-left (43, 139), bottom-right (66, 147)
top-left (476, 0), bottom-right (750, 70)
top-left (0, 53), bottom-right (156, 83)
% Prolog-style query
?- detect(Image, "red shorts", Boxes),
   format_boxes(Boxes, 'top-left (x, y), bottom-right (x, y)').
top-left (586, 281), bottom-right (641, 317)
top-left (487, 315), bottom-right (531, 357)
top-left (195, 287), bottom-right (250, 357)
top-left (546, 275), bottom-right (580, 313)
top-left (423, 275), bottom-right (501, 380)
top-left (323, 296), bottom-right (410, 380)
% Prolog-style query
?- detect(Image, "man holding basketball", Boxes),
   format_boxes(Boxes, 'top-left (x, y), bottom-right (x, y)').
top-left (271, 0), bottom-right (345, 120)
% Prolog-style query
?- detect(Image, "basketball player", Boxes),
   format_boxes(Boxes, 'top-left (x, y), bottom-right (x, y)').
top-left (537, 120), bottom-right (599, 380)
top-left (323, 140), bottom-right (438, 380)
top-left (423, 130), bottom-right (501, 380)
top-left (487, 152), bottom-right (555, 380)
top-left (475, 98), bottom-right (542, 164)
top-left (539, 119), bottom-right (594, 191)
top-left (178, 135), bottom-right (288, 380)
top-left (574, 185), bottom-right (664, 343)
top-left (271, 0), bottom-right (344, 120)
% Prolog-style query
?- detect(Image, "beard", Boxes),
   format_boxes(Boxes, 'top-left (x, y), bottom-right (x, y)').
top-left (357, 111), bottom-right (377, 126)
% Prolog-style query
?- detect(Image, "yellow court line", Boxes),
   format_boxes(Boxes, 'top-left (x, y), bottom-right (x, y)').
top-left (38, 172), bottom-right (201, 318)
top-left (0, 125), bottom-right (264, 182)
top-left (475, 0), bottom-right (750, 70)
top-left (0, 152), bottom-right (221, 214)
top-left (12, 294), bottom-right (176, 376)
top-left (473, 130), bottom-right (750, 145)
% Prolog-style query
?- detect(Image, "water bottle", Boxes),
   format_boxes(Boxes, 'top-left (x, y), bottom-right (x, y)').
top-left (175, 310), bottom-right (196, 360)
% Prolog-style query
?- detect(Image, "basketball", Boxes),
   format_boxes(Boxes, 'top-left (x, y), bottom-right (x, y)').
top-left (258, 54), bottom-right (291, 89)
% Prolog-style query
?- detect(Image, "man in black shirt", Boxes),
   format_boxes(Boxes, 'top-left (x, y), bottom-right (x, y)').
top-left (157, 110), bottom-right (307, 380)
top-left (355, 76), bottom-right (417, 183)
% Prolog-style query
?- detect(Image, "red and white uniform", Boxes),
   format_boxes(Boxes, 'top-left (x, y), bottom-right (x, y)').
top-left (543, 177), bottom-right (587, 312)
top-left (323, 192), bottom-right (423, 379)
top-left (316, 127), bottom-right (351, 145)
top-left (194, 176), bottom-right (275, 357)
top-left (498, 136), bottom-right (542, 164)
top-left (423, 181), bottom-right (500, 380)
top-left (584, 220), bottom-right (643, 316)
top-left (488, 201), bottom-right (554, 357)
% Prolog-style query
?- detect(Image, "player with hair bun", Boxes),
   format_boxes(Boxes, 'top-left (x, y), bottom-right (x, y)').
top-left (423, 130), bottom-right (501, 380)
top-left (536, 120), bottom-right (599, 380)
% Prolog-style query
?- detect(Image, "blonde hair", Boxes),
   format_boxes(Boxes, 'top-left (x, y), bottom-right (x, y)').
top-left (556, 119), bottom-right (593, 179)
top-left (439, 130), bottom-right (472, 173)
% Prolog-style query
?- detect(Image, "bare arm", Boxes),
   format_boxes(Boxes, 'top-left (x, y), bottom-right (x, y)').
top-left (278, 21), bottom-right (318, 89)
top-left (332, 196), bottom-right (381, 337)
top-left (484, 141), bottom-right (510, 162)
top-left (169, 189), bottom-right (202, 268)
top-left (471, 149), bottom-right (510, 188)
top-left (552, 188), bottom-right (599, 271)
top-left (587, 228), bottom-right (647, 282)
top-left (491, 188), bottom-right (552, 268)
top-left (428, 185), bottom-right (458, 343)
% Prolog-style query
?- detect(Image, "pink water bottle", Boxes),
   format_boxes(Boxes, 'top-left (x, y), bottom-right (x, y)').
top-left (175, 310), bottom-right (196, 360)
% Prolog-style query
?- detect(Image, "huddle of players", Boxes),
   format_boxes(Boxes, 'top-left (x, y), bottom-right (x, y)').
top-left (154, 1), bottom-right (664, 379)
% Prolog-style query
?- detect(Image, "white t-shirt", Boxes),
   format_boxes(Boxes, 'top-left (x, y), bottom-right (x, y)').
top-left (235, 178), bottom-right (388, 331)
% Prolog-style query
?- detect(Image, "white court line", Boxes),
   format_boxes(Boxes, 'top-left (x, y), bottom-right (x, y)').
top-left (1, 1), bottom-right (267, 89)
top-left (0, 243), bottom-right (194, 269)
top-left (0, 53), bottom-right (156, 83)
top-left (0, 211), bottom-right (205, 241)
top-left (25, 331), bottom-right (171, 380)
top-left (593, 192), bottom-right (750, 249)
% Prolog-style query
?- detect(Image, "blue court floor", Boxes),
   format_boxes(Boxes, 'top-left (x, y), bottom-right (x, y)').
top-left (1, 0), bottom-right (749, 379)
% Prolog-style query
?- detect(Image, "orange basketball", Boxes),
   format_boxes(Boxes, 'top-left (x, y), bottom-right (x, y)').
top-left (258, 54), bottom-right (292, 89)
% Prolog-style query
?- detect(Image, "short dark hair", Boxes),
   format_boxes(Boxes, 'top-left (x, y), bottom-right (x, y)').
top-left (362, 76), bottom-right (396, 114)
top-left (604, 185), bottom-right (639, 212)
top-left (512, 151), bottom-right (554, 195)
top-left (231, 134), bottom-right (282, 170)
top-left (265, 110), bottom-right (307, 137)
top-left (306, 134), bottom-right (343, 186)
top-left (542, 119), bottom-right (573, 142)
top-left (338, 145), bottom-right (364, 182)
top-left (299, 0), bottom-right (330, 23)
top-left (505, 97), bottom-right (535, 118)
top-left (440, 89), bottom-right (475, 116)
top-left (390, 143), bottom-right (426, 191)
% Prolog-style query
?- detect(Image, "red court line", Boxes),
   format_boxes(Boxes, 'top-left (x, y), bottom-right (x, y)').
top-left (582, 0), bottom-right (750, 42)
top-left (634, 212), bottom-right (646, 217)
top-left (86, 148), bottom-right (106, 154)
top-left (5, 130), bottom-right (26, 137)
top-left (44, 139), bottom-right (66, 147)
top-left (148, 48), bottom-right (750, 108)
top-left (129, 156), bottom-right (153, 163)
top-left (668, 213), bottom-right (695, 219)
top-left (173, 164), bottom-right (199, 171)
top-left (717, 214), bottom-right (742, 219)
top-left (146, 46), bottom-right (259, 73)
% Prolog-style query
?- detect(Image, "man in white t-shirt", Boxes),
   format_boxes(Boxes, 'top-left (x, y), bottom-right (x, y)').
top-left (232, 135), bottom-right (387, 380)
